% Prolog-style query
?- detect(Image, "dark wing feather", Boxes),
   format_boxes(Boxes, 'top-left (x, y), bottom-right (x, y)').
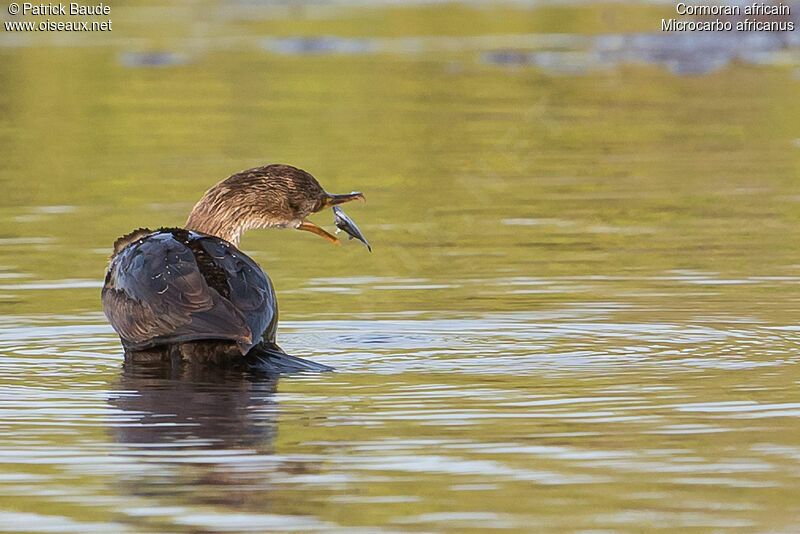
top-left (196, 236), bottom-right (278, 345)
top-left (102, 232), bottom-right (255, 352)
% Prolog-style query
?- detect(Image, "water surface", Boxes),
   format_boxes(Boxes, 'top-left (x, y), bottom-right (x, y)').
top-left (1, 1), bottom-right (800, 532)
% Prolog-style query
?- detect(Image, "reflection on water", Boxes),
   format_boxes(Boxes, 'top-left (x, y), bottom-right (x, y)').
top-left (1, 306), bottom-right (800, 531)
top-left (2, 0), bottom-right (800, 532)
top-left (109, 364), bottom-right (288, 531)
top-left (111, 362), bottom-right (279, 449)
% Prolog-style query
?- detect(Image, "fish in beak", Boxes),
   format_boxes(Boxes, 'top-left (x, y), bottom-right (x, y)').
top-left (333, 206), bottom-right (371, 252)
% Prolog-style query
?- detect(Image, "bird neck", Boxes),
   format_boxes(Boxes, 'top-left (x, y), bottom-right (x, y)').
top-left (184, 188), bottom-right (259, 247)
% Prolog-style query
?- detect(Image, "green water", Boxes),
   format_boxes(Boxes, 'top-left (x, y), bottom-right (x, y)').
top-left (1, 1), bottom-right (800, 532)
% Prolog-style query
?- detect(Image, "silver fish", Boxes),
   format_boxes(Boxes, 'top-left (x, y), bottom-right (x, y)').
top-left (333, 206), bottom-right (371, 252)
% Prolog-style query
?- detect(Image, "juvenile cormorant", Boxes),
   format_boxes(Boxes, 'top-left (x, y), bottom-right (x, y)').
top-left (102, 164), bottom-right (366, 373)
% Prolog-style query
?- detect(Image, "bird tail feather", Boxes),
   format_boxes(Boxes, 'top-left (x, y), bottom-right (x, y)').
top-left (247, 344), bottom-right (334, 374)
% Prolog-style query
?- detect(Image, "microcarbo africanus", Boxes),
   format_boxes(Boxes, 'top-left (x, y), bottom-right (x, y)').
top-left (102, 164), bottom-right (367, 373)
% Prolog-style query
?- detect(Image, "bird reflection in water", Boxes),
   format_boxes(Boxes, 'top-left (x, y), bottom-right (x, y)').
top-left (111, 360), bottom-right (280, 448)
top-left (108, 361), bottom-right (326, 522)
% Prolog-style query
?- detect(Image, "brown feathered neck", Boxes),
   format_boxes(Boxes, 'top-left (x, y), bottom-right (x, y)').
top-left (184, 166), bottom-right (327, 246)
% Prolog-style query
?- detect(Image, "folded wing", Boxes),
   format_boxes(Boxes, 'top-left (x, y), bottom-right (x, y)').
top-left (102, 231), bottom-right (275, 353)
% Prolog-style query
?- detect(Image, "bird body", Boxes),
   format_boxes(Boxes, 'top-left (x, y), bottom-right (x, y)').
top-left (102, 165), bottom-right (366, 372)
top-left (103, 227), bottom-right (276, 354)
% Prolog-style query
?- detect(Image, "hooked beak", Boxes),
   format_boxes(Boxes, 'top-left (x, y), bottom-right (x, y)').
top-left (322, 192), bottom-right (365, 209)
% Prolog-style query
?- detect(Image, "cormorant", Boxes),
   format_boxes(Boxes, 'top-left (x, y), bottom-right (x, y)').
top-left (102, 164), bottom-right (366, 373)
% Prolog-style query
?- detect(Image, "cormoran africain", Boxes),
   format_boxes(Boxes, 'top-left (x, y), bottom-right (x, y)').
top-left (102, 164), bottom-right (366, 373)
